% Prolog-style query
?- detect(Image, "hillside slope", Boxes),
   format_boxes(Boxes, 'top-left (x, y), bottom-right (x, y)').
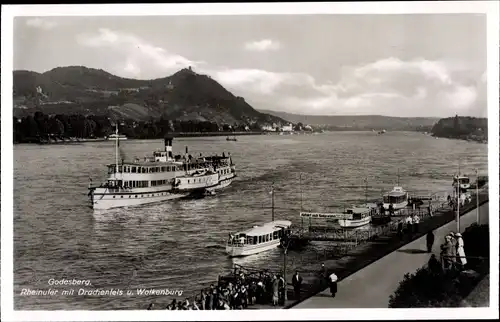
top-left (13, 66), bottom-right (285, 125)
top-left (431, 115), bottom-right (487, 142)
top-left (259, 109), bottom-right (439, 131)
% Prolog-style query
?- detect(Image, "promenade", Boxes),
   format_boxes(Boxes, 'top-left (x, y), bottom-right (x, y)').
top-left (293, 202), bottom-right (490, 308)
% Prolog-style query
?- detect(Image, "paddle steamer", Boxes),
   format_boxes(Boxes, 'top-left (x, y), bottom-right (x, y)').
top-left (88, 127), bottom-right (236, 210)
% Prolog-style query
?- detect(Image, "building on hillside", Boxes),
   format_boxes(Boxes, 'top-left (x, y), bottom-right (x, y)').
top-left (282, 124), bottom-right (293, 132)
top-left (262, 125), bottom-right (276, 132)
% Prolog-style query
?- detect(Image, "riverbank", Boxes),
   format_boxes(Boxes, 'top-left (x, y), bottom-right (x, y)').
top-left (294, 200), bottom-right (490, 308)
top-left (431, 133), bottom-right (488, 144)
top-left (13, 132), bottom-right (267, 145)
top-left (283, 188), bottom-right (489, 308)
top-left (185, 188), bottom-right (489, 310)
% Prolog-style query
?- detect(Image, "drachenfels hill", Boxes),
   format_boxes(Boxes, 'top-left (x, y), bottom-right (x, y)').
top-left (13, 66), bottom-right (286, 125)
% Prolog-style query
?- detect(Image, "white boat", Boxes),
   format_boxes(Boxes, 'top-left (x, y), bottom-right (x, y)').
top-left (382, 186), bottom-right (409, 210)
top-left (382, 170), bottom-right (408, 210)
top-left (107, 133), bottom-right (128, 141)
top-left (226, 220), bottom-right (292, 257)
top-left (453, 174), bottom-right (470, 190)
top-left (338, 207), bottom-right (373, 228)
top-left (88, 126), bottom-right (236, 210)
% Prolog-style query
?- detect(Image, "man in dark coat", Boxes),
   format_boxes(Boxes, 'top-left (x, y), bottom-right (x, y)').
top-left (428, 254), bottom-right (441, 274)
top-left (397, 221), bottom-right (404, 240)
top-left (320, 263), bottom-right (327, 288)
top-left (292, 271), bottom-right (303, 300)
top-left (388, 203), bottom-right (394, 216)
top-left (206, 285), bottom-right (214, 310)
top-left (426, 230), bottom-right (435, 253)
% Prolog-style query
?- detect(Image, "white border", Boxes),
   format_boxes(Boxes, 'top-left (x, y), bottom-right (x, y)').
top-left (1, 2), bottom-right (499, 321)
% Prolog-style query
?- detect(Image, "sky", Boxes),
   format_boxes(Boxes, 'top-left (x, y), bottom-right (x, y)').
top-left (13, 14), bottom-right (487, 117)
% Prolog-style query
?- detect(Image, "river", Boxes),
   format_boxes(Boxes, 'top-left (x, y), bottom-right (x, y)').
top-left (13, 131), bottom-right (488, 309)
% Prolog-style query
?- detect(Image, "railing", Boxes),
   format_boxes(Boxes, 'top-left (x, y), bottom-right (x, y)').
top-left (439, 254), bottom-right (489, 273)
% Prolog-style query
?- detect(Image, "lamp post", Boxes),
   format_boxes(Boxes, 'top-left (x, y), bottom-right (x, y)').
top-left (475, 168), bottom-right (480, 225)
top-left (300, 173), bottom-right (303, 212)
top-left (456, 167), bottom-right (460, 233)
top-left (280, 234), bottom-right (291, 302)
top-left (271, 182), bottom-right (275, 222)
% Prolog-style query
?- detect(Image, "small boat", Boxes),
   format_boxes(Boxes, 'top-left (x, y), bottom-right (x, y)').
top-left (383, 186), bottom-right (409, 210)
top-left (338, 207), bottom-right (373, 228)
top-left (226, 220), bottom-right (292, 257)
top-left (382, 170), bottom-right (409, 210)
top-left (226, 136), bottom-right (237, 141)
top-left (453, 174), bottom-right (470, 190)
top-left (377, 129), bottom-right (386, 135)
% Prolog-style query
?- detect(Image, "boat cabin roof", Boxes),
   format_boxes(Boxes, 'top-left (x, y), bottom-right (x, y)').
top-left (107, 161), bottom-right (183, 167)
top-left (235, 220), bottom-right (292, 237)
top-left (345, 207), bottom-right (371, 214)
top-left (384, 186), bottom-right (407, 197)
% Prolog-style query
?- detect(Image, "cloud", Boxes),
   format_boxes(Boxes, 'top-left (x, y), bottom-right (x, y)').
top-left (212, 58), bottom-right (485, 117)
top-left (74, 28), bottom-right (484, 116)
top-left (77, 28), bottom-right (199, 78)
top-left (244, 39), bottom-right (280, 52)
top-left (25, 18), bottom-right (57, 30)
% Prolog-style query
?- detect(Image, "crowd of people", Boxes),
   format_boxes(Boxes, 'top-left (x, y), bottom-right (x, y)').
top-left (447, 193), bottom-right (472, 210)
top-left (395, 213), bottom-right (422, 240)
top-left (149, 268), bottom-right (297, 310)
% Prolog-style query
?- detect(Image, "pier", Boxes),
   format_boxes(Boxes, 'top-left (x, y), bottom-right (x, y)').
top-left (290, 198), bottom-right (448, 247)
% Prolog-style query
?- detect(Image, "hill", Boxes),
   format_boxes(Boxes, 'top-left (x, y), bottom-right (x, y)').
top-left (431, 115), bottom-right (487, 143)
top-left (258, 109), bottom-right (439, 131)
top-left (13, 66), bottom-right (286, 126)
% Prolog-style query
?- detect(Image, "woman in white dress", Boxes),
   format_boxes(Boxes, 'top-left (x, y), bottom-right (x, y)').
top-left (455, 233), bottom-right (467, 269)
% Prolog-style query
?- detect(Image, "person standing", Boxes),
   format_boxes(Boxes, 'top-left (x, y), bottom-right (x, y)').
top-left (455, 233), bottom-right (467, 270)
top-left (272, 275), bottom-right (279, 306)
top-left (397, 220), bottom-right (404, 240)
top-left (278, 274), bottom-right (286, 305)
top-left (329, 273), bottom-right (338, 298)
top-left (320, 263), bottom-right (327, 287)
top-left (199, 290), bottom-right (207, 310)
top-left (388, 203), bottom-right (394, 216)
top-left (292, 271), bottom-right (303, 300)
top-left (444, 235), bottom-right (456, 270)
top-left (405, 216), bottom-right (413, 237)
top-left (205, 287), bottom-right (213, 310)
top-left (428, 254), bottom-right (441, 274)
top-left (413, 214), bottom-right (420, 233)
top-left (426, 230), bottom-right (435, 253)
